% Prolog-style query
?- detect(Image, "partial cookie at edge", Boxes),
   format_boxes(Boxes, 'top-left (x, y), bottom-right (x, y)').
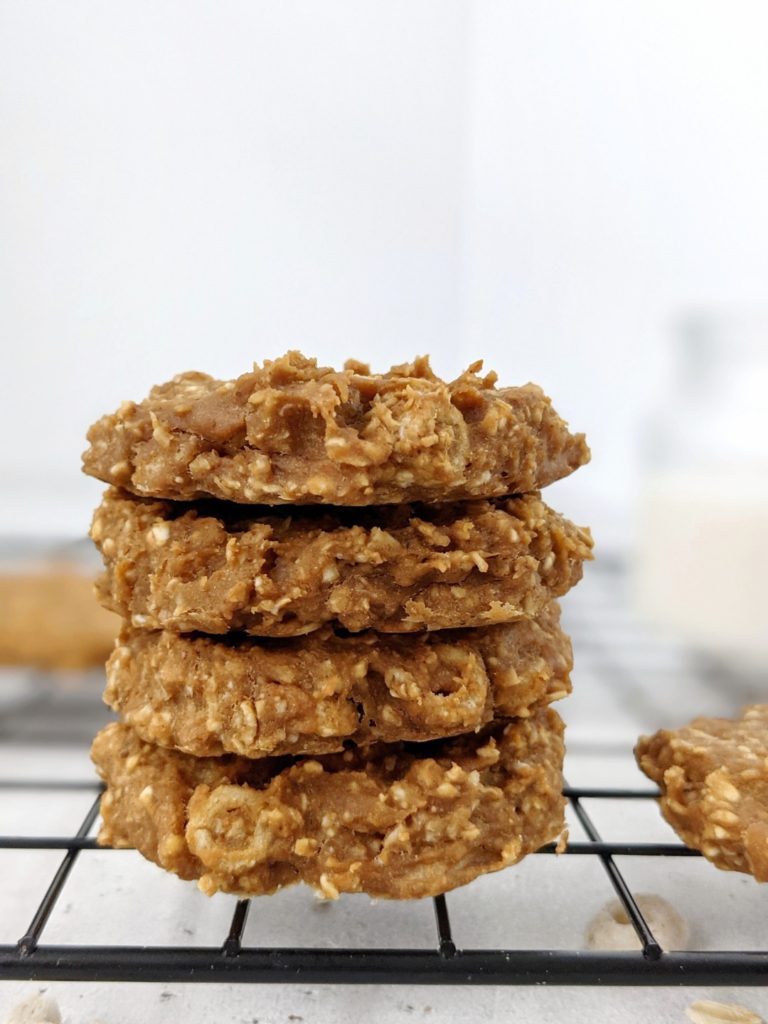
top-left (636, 705), bottom-right (768, 881)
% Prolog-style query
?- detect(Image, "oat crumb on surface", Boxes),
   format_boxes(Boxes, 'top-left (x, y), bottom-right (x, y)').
top-left (685, 999), bottom-right (764, 1024)
top-left (586, 893), bottom-right (689, 952)
top-left (4, 994), bottom-right (61, 1024)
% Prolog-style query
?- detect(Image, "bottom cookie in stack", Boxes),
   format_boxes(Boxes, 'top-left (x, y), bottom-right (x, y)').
top-left (92, 709), bottom-right (565, 900)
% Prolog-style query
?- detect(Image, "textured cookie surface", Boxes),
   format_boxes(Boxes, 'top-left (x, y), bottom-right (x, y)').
top-left (104, 604), bottom-right (571, 757)
top-left (636, 705), bottom-right (768, 881)
top-left (0, 567), bottom-right (118, 670)
top-left (91, 488), bottom-right (592, 636)
top-left (92, 712), bottom-right (565, 899)
top-left (82, 352), bottom-right (589, 506)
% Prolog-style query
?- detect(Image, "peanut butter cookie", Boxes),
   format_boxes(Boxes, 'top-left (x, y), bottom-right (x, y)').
top-left (91, 488), bottom-right (592, 636)
top-left (636, 705), bottom-right (768, 881)
top-left (104, 604), bottom-right (571, 758)
top-left (92, 710), bottom-right (565, 899)
top-left (82, 352), bottom-right (589, 506)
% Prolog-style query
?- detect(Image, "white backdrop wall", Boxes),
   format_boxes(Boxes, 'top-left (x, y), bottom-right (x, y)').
top-left (2, 1), bottom-right (767, 543)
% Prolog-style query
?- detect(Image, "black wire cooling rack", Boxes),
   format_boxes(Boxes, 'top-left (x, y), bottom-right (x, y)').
top-left (1, 777), bottom-right (766, 986)
top-left (1, 559), bottom-right (766, 986)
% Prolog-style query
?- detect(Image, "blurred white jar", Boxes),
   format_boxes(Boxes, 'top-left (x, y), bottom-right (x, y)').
top-left (634, 312), bottom-right (768, 667)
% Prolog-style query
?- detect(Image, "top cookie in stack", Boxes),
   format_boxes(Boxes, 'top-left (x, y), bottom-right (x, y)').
top-left (83, 351), bottom-right (589, 505)
top-left (84, 352), bottom-right (592, 900)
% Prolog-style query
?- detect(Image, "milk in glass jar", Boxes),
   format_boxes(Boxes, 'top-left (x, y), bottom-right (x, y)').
top-left (634, 311), bottom-right (768, 668)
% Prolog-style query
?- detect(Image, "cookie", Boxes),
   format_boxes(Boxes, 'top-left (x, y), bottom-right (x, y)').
top-left (104, 604), bottom-right (571, 758)
top-left (636, 705), bottom-right (768, 881)
top-left (91, 488), bottom-right (592, 636)
top-left (0, 566), bottom-right (118, 670)
top-left (82, 352), bottom-right (589, 506)
top-left (92, 710), bottom-right (565, 899)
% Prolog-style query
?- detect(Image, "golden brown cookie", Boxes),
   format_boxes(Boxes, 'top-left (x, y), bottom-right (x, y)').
top-left (82, 352), bottom-right (589, 506)
top-left (91, 488), bottom-right (592, 636)
top-left (0, 566), bottom-right (118, 670)
top-left (92, 711), bottom-right (565, 899)
top-left (104, 604), bottom-right (571, 758)
top-left (636, 705), bottom-right (768, 881)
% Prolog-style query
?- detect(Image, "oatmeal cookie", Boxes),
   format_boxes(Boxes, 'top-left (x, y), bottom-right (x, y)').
top-left (0, 567), bottom-right (118, 670)
top-left (104, 605), bottom-right (571, 757)
top-left (636, 705), bottom-right (768, 881)
top-left (92, 711), bottom-right (565, 899)
top-left (82, 352), bottom-right (589, 506)
top-left (91, 488), bottom-right (592, 636)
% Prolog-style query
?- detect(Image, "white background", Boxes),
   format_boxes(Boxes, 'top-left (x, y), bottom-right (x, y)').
top-left (2, 9), bottom-right (768, 1020)
top-left (2, 0), bottom-right (768, 543)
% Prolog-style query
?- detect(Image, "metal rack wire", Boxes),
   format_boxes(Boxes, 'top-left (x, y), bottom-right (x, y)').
top-left (1, 559), bottom-right (766, 986)
top-left (1, 777), bottom-right (766, 985)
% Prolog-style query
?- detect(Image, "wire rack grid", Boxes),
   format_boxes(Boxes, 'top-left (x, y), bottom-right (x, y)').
top-left (0, 560), bottom-right (766, 986)
top-left (1, 781), bottom-right (767, 985)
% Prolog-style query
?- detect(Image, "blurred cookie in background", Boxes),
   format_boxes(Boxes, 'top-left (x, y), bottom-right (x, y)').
top-left (0, 564), bottom-right (118, 670)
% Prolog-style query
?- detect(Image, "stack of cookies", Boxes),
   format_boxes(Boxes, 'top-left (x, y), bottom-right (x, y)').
top-left (83, 352), bottom-right (592, 900)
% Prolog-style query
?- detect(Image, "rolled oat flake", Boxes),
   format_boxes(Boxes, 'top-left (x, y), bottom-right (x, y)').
top-left (685, 999), bottom-right (764, 1024)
